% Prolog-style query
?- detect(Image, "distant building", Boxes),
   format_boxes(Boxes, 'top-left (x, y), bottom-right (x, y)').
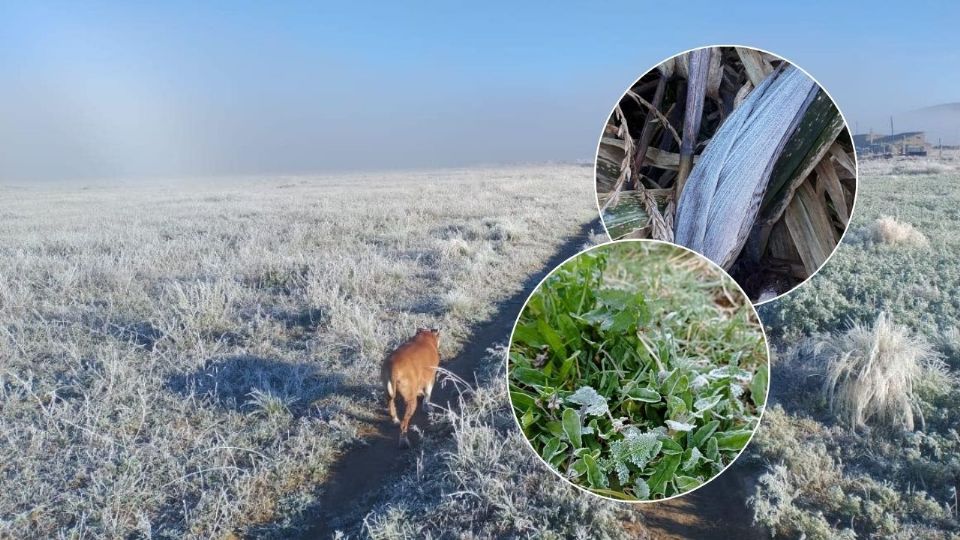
top-left (853, 131), bottom-right (928, 157)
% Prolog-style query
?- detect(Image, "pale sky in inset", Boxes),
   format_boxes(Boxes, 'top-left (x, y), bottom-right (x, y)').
top-left (1, 1), bottom-right (958, 182)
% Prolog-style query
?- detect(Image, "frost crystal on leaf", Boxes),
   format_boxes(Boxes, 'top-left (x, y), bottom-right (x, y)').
top-left (634, 478), bottom-right (651, 499)
top-left (604, 430), bottom-right (662, 484)
top-left (665, 419), bottom-right (696, 432)
top-left (683, 447), bottom-right (704, 470)
top-left (694, 394), bottom-right (723, 412)
top-left (566, 386), bottom-right (610, 416)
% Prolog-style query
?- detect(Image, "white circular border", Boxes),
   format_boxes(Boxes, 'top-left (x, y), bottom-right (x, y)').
top-left (592, 44), bottom-right (860, 307)
top-left (505, 238), bottom-right (772, 504)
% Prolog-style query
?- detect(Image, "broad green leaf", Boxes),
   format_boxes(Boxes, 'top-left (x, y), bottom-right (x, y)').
top-left (694, 394), bottom-right (723, 412)
top-left (661, 369), bottom-right (682, 396)
top-left (626, 387), bottom-right (662, 403)
top-left (537, 319), bottom-right (567, 358)
top-left (583, 454), bottom-right (607, 488)
top-left (545, 421), bottom-right (564, 438)
top-left (511, 367), bottom-right (546, 387)
top-left (705, 436), bottom-right (719, 461)
top-left (647, 454), bottom-right (682, 496)
top-left (579, 307), bottom-right (611, 328)
top-left (596, 288), bottom-right (636, 309)
top-left (541, 437), bottom-right (563, 462)
top-left (511, 323), bottom-right (546, 348)
top-left (675, 475), bottom-right (702, 492)
top-left (558, 351), bottom-right (579, 380)
top-left (716, 430), bottom-right (753, 452)
top-left (750, 363), bottom-right (768, 408)
top-left (607, 309), bottom-right (637, 333)
top-left (660, 437), bottom-right (684, 455)
top-left (570, 458), bottom-right (587, 478)
top-left (692, 420), bottom-right (720, 448)
top-left (673, 374), bottom-right (690, 397)
top-left (509, 390), bottom-right (536, 412)
top-left (562, 408), bottom-right (582, 448)
top-left (668, 395), bottom-right (687, 417)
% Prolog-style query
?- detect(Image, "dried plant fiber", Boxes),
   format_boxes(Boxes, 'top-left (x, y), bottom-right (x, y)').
top-left (675, 65), bottom-right (818, 268)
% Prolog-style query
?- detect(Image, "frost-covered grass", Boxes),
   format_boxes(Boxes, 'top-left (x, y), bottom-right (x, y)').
top-left (508, 242), bottom-right (767, 500)
top-left (753, 155), bottom-right (960, 538)
top-left (761, 158), bottom-right (960, 341)
top-left (0, 165), bottom-right (596, 538)
top-left (855, 151), bottom-right (958, 178)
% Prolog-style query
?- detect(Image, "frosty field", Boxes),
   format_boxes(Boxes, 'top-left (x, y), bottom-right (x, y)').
top-left (0, 165), bottom-right (598, 538)
top-left (749, 153), bottom-right (960, 538)
top-left (5, 155), bottom-right (960, 539)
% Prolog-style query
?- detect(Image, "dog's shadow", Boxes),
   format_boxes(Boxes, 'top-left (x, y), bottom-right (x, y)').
top-left (165, 355), bottom-right (369, 419)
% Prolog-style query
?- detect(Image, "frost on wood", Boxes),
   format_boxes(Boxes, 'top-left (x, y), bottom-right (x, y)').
top-left (674, 65), bottom-right (819, 268)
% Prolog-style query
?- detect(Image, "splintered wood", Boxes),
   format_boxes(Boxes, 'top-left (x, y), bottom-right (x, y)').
top-left (596, 46), bottom-right (855, 301)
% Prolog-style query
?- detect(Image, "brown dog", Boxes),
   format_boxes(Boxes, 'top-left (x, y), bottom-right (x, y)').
top-left (382, 328), bottom-right (441, 445)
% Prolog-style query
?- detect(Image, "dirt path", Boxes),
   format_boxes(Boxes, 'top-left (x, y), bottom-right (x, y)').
top-left (636, 461), bottom-right (766, 540)
top-left (298, 220), bottom-right (598, 538)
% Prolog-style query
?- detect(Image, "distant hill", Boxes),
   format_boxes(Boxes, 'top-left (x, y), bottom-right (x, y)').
top-left (913, 103), bottom-right (960, 114)
top-left (894, 103), bottom-right (960, 145)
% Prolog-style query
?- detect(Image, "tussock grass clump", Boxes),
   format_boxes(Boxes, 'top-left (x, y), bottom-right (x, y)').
top-left (868, 216), bottom-right (929, 247)
top-left (822, 312), bottom-right (951, 431)
top-left (935, 327), bottom-right (960, 369)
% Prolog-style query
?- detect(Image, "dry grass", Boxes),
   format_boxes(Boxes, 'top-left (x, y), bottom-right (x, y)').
top-left (821, 312), bottom-right (951, 431)
top-left (868, 216), bottom-right (929, 247)
top-left (0, 165), bottom-right (595, 538)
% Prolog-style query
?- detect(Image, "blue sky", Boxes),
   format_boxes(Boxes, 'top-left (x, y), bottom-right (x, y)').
top-left (1, 1), bottom-right (958, 181)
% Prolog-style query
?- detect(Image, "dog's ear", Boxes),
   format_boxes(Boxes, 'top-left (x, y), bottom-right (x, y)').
top-left (431, 327), bottom-right (440, 335)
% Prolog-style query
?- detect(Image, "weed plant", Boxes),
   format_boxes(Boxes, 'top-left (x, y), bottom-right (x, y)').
top-left (509, 241), bottom-right (768, 500)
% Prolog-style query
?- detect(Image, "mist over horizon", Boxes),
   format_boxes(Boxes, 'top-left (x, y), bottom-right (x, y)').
top-left (2, 2), bottom-right (958, 183)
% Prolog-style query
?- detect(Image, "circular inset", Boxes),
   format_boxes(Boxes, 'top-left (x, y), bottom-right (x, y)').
top-left (508, 240), bottom-right (770, 502)
top-left (594, 45), bottom-right (858, 304)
